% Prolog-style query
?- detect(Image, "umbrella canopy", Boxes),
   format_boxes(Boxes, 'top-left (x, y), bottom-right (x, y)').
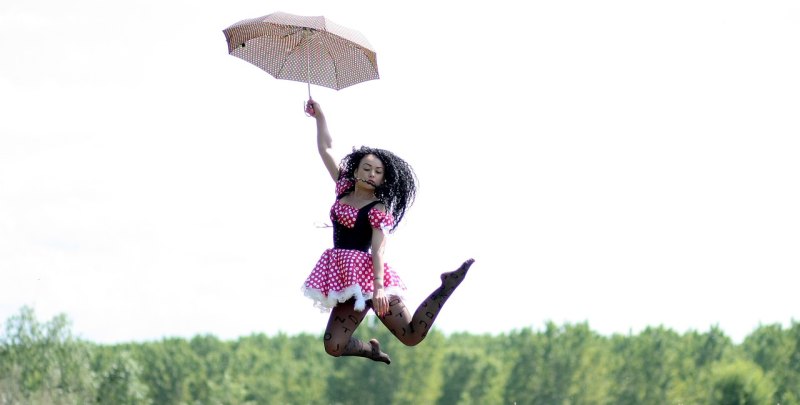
top-left (223, 12), bottom-right (379, 95)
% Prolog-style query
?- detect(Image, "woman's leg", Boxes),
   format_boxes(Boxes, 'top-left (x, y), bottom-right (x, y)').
top-left (379, 259), bottom-right (474, 346)
top-left (323, 299), bottom-right (391, 364)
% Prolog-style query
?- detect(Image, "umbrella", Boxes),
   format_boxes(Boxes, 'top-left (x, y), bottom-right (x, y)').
top-left (223, 12), bottom-right (379, 99)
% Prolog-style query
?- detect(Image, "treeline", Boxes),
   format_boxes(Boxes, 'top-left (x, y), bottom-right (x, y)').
top-left (1, 307), bottom-right (799, 405)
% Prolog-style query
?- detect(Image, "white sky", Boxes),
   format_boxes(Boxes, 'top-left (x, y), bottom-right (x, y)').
top-left (2, 0), bottom-right (798, 344)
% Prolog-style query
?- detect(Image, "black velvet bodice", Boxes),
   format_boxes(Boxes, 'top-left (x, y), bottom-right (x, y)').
top-left (331, 200), bottom-right (383, 252)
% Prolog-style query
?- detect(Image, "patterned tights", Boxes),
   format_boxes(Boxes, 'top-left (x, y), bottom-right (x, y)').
top-left (323, 259), bottom-right (474, 364)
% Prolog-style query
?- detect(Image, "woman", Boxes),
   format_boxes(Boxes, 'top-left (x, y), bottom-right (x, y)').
top-left (301, 100), bottom-right (474, 364)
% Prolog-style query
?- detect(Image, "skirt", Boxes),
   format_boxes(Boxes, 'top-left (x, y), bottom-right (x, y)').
top-left (301, 248), bottom-right (407, 312)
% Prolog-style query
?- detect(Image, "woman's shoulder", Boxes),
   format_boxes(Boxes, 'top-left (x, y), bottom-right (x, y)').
top-left (368, 203), bottom-right (394, 230)
top-left (371, 202), bottom-right (387, 212)
top-left (335, 178), bottom-right (354, 196)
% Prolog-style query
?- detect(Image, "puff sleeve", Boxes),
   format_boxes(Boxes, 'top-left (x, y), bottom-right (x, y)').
top-left (335, 178), bottom-right (353, 195)
top-left (368, 208), bottom-right (395, 231)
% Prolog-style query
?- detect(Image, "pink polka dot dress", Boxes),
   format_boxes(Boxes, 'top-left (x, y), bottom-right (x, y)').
top-left (302, 179), bottom-right (407, 312)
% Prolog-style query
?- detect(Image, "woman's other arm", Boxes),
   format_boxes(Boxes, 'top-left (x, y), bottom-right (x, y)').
top-left (370, 220), bottom-right (388, 317)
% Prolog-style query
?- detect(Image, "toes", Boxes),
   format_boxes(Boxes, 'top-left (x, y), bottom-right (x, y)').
top-left (439, 259), bottom-right (475, 286)
top-left (462, 258), bottom-right (475, 270)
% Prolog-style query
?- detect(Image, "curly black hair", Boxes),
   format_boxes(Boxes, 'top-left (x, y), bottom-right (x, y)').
top-left (337, 146), bottom-right (417, 232)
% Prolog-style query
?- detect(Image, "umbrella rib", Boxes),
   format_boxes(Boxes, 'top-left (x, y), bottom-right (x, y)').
top-left (276, 29), bottom-right (309, 79)
top-left (235, 25), bottom-right (300, 49)
top-left (320, 34), bottom-right (340, 89)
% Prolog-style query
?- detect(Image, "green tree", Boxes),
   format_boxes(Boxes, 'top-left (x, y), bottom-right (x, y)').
top-left (503, 328), bottom-right (539, 404)
top-left (229, 333), bottom-right (297, 404)
top-left (134, 337), bottom-right (203, 404)
top-left (437, 345), bottom-right (504, 405)
top-left (186, 334), bottom-right (253, 404)
top-left (607, 326), bottom-right (683, 405)
top-left (709, 359), bottom-right (775, 405)
top-left (743, 321), bottom-right (800, 405)
top-left (503, 322), bottom-right (609, 405)
top-left (0, 306), bottom-right (96, 404)
top-left (778, 321), bottom-right (800, 405)
top-left (667, 326), bottom-right (734, 404)
top-left (96, 351), bottom-right (150, 405)
top-left (387, 327), bottom-right (445, 405)
top-left (326, 323), bottom-right (397, 405)
top-left (286, 333), bottom-right (329, 404)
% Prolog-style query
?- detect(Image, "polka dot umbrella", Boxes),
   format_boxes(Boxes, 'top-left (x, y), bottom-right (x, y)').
top-left (223, 12), bottom-right (379, 100)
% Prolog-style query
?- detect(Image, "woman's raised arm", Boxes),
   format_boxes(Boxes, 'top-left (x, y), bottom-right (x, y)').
top-left (307, 99), bottom-right (339, 182)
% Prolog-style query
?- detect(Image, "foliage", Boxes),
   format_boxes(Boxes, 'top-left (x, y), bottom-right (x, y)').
top-left (95, 351), bottom-right (150, 405)
top-left (2, 307), bottom-right (799, 404)
top-left (0, 306), bottom-right (96, 405)
top-left (708, 359), bottom-right (775, 405)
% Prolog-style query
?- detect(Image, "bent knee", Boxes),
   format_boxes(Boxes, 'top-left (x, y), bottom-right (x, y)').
top-left (398, 336), bottom-right (423, 347)
top-left (324, 342), bottom-right (343, 357)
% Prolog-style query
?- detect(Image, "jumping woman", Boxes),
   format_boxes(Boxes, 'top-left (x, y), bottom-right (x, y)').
top-left (300, 100), bottom-right (474, 364)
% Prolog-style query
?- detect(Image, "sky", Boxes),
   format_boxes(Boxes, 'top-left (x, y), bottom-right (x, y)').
top-left (1, 0), bottom-right (799, 345)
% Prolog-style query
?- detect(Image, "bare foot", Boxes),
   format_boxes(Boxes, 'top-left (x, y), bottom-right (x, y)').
top-left (369, 339), bottom-right (391, 365)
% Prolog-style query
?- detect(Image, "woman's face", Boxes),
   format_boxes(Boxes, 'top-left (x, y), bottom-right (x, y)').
top-left (354, 154), bottom-right (385, 189)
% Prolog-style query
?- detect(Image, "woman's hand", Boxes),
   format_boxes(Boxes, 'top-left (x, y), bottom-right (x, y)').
top-left (305, 99), bottom-right (322, 118)
top-left (372, 287), bottom-right (388, 317)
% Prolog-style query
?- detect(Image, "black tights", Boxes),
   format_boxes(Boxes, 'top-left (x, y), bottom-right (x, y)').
top-left (323, 259), bottom-right (474, 364)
